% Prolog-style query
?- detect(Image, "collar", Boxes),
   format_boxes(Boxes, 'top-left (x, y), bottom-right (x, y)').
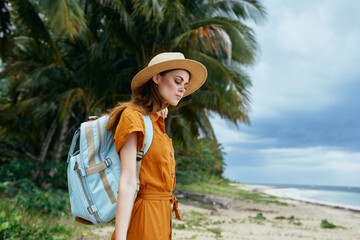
top-left (150, 112), bottom-right (162, 122)
top-left (149, 112), bottom-right (166, 133)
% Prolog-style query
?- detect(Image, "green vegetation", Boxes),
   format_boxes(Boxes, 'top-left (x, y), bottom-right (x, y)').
top-left (173, 223), bottom-right (186, 230)
top-left (0, 0), bottom-right (267, 237)
top-left (183, 211), bottom-right (208, 228)
top-left (229, 218), bottom-right (238, 224)
top-left (0, 180), bottom-right (69, 216)
top-left (275, 215), bottom-right (302, 226)
top-left (0, 210), bottom-right (72, 240)
top-left (174, 210), bottom-right (223, 239)
top-left (320, 219), bottom-right (345, 229)
top-left (0, 0), bottom-right (266, 190)
top-left (207, 227), bottom-right (222, 238)
top-left (176, 178), bottom-right (289, 206)
top-left (0, 180), bottom-right (113, 239)
top-left (248, 212), bottom-right (266, 224)
top-left (175, 138), bottom-right (225, 184)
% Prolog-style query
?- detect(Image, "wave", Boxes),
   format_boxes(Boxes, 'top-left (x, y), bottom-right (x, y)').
top-left (262, 187), bottom-right (360, 211)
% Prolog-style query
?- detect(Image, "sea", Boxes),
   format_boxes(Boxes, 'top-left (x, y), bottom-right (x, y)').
top-left (247, 182), bottom-right (360, 211)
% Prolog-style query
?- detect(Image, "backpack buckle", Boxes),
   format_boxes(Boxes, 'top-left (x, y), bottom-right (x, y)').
top-left (74, 159), bottom-right (86, 178)
top-left (88, 116), bottom-right (99, 121)
top-left (104, 158), bottom-right (112, 167)
top-left (87, 206), bottom-right (95, 215)
top-left (87, 204), bottom-right (98, 215)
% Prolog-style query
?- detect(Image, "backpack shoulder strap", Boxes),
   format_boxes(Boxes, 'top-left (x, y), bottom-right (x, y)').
top-left (134, 114), bottom-right (153, 193)
top-left (142, 114), bottom-right (153, 155)
top-left (136, 114), bottom-right (153, 161)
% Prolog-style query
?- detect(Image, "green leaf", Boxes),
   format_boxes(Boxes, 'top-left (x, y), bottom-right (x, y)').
top-left (0, 221), bottom-right (10, 231)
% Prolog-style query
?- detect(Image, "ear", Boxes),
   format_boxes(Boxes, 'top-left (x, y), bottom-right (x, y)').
top-left (152, 74), bottom-right (161, 84)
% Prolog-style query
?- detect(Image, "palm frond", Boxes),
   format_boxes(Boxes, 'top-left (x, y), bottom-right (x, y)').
top-left (10, 0), bottom-right (64, 66)
top-left (207, 0), bottom-right (267, 23)
top-left (132, 0), bottom-right (163, 22)
top-left (98, 0), bottom-right (134, 31)
top-left (58, 88), bottom-right (88, 119)
top-left (188, 16), bottom-right (258, 65)
top-left (42, 0), bottom-right (87, 40)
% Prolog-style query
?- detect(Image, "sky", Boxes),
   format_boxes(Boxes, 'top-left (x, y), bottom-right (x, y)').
top-left (211, 0), bottom-right (360, 187)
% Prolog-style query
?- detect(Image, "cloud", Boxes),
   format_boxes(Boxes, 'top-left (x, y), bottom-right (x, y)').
top-left (212, 0), bottom-right (360, 187)
top-left (210, 115), bottom-right (277, 146)
top-left (247, 0), bottom-right (360, 119)
top-left (223, 146), bottom-right (360, 187)
top-left (258, 146), bottom-right (360, 173)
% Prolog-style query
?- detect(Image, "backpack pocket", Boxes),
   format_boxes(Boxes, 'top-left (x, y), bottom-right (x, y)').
top-left (86, 164), bottom-right (119, 223)
top-left (68, 155), bottom-right (101, 224)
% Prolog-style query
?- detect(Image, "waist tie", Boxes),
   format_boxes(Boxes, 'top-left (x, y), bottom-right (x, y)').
top-left (137, 189), bottom-right (182, 220)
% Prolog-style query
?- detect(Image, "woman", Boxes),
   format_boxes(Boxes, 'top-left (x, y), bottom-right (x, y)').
top-left (106, 52), bottom-right (207, 240)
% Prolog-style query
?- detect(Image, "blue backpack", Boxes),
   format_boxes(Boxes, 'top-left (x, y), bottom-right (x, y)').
top-left (66, 114), bottom-right (153, 225)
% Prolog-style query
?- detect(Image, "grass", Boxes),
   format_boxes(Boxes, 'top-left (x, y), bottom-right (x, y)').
top-left (0, 192), bottom-right (114, 239)
top-left (173, 223), bottom-right (186, 230)
top-left (1, 178), bottom-right (291, 239)
top-left (248, 212), bottom-right (267, 224)
top-left (173, 210), bottom-right (223, 238)
top-left (320, 219), bottom-right (345, 229)
top-left (207, 227), bottom-right (222, 238)
top-left (176, 180), bottom-right (289, 206)
top-left (274, 215), bottom-right (302, 226)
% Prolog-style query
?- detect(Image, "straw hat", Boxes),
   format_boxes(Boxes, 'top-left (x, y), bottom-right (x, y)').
top-left (131, 52), bottom-right (207, 97)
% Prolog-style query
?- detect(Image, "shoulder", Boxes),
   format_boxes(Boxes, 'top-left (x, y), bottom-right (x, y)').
top-left (118, 106), bottom-right (145, 130)
top-left (121, 106), bottom-right (142, 118)
top-left (113, 106), bottom-right (146, 153)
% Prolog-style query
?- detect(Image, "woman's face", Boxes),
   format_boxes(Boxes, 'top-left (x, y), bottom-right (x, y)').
top-left (153, 69), bottom-right (190, 106)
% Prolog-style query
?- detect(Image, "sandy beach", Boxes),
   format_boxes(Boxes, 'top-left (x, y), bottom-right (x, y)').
top-left (171, 183), bottom-right (360, 240)
top-left (94, 183), bottom-right (360, 240)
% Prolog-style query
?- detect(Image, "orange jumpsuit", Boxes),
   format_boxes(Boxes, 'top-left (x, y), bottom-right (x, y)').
top-left (111, 106), bottom-right (181, 240)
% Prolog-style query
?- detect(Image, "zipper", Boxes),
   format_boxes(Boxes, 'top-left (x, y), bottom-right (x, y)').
top-left (74, 156), bottom-right (101, 224)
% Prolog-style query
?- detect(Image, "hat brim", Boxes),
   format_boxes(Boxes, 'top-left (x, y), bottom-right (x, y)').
top-left (131, 59), bottom-right (207, 97)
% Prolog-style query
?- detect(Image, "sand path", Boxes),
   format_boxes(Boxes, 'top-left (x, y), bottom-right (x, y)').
top-left (90, 183), bottom-right (360, 240)
top-left (172, 183), bottom-right (360, 240)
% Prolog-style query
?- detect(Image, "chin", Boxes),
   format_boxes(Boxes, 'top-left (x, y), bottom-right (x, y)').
top-left (168, 102), bottom-right (179, 106)
top-left (168, 100), bottom-right (180, 106)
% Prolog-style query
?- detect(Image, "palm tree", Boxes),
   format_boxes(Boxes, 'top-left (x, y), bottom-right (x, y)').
top-left (87, 0), bottom-right (266, 148)
top-left (0, 0), bottom-right (266, 186)
top-left (0, 0), bottom-right (88, 185)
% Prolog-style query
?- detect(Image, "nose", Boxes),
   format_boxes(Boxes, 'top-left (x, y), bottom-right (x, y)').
top-left (178, 85), bottom-right (186, 93)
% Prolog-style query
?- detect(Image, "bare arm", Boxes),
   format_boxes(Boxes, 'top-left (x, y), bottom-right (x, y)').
top-left (115, 132), bottom-right (138, 240)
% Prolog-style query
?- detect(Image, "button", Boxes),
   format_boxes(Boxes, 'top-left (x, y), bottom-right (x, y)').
top-left (172, 173), bottom-right (174, 178)
top-left (170, 152), bottom-right (173, 157)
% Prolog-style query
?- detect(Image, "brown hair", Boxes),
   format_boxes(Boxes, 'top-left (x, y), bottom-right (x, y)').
top-left (105, 73), bottom-right (166, 132)
top-left (105, 69), bottom-right (191, 132)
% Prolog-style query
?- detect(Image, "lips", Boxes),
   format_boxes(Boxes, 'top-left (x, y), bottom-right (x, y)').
top-left (176, 95), bottom-right (182, 100)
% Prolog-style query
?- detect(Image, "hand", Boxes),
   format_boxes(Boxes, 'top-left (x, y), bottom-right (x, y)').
top-left (157, 107), bottom-right (168, 118)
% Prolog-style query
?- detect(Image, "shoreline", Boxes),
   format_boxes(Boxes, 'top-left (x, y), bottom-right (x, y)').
top-left (238, 183), bottom-right (360, 213)
top-left (94, 182), bottom-right (360, 239)
top-left (264, 189), bottom-right (360, 213)
top-left (172, 182), bottom-right (360, 239)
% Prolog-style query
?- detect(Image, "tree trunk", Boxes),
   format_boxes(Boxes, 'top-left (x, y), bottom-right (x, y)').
top-left (49, 112), bottom-right (71, 177)
top-left (174, 190), bottom-right (232, 210)
top-left (31, 119), bottom-right (57, 181)
top-left (53, 112), bottom-right (70, 163)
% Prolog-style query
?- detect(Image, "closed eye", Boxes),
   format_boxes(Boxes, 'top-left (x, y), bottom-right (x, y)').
top-left (175, 76), bottom-right (188, 90)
